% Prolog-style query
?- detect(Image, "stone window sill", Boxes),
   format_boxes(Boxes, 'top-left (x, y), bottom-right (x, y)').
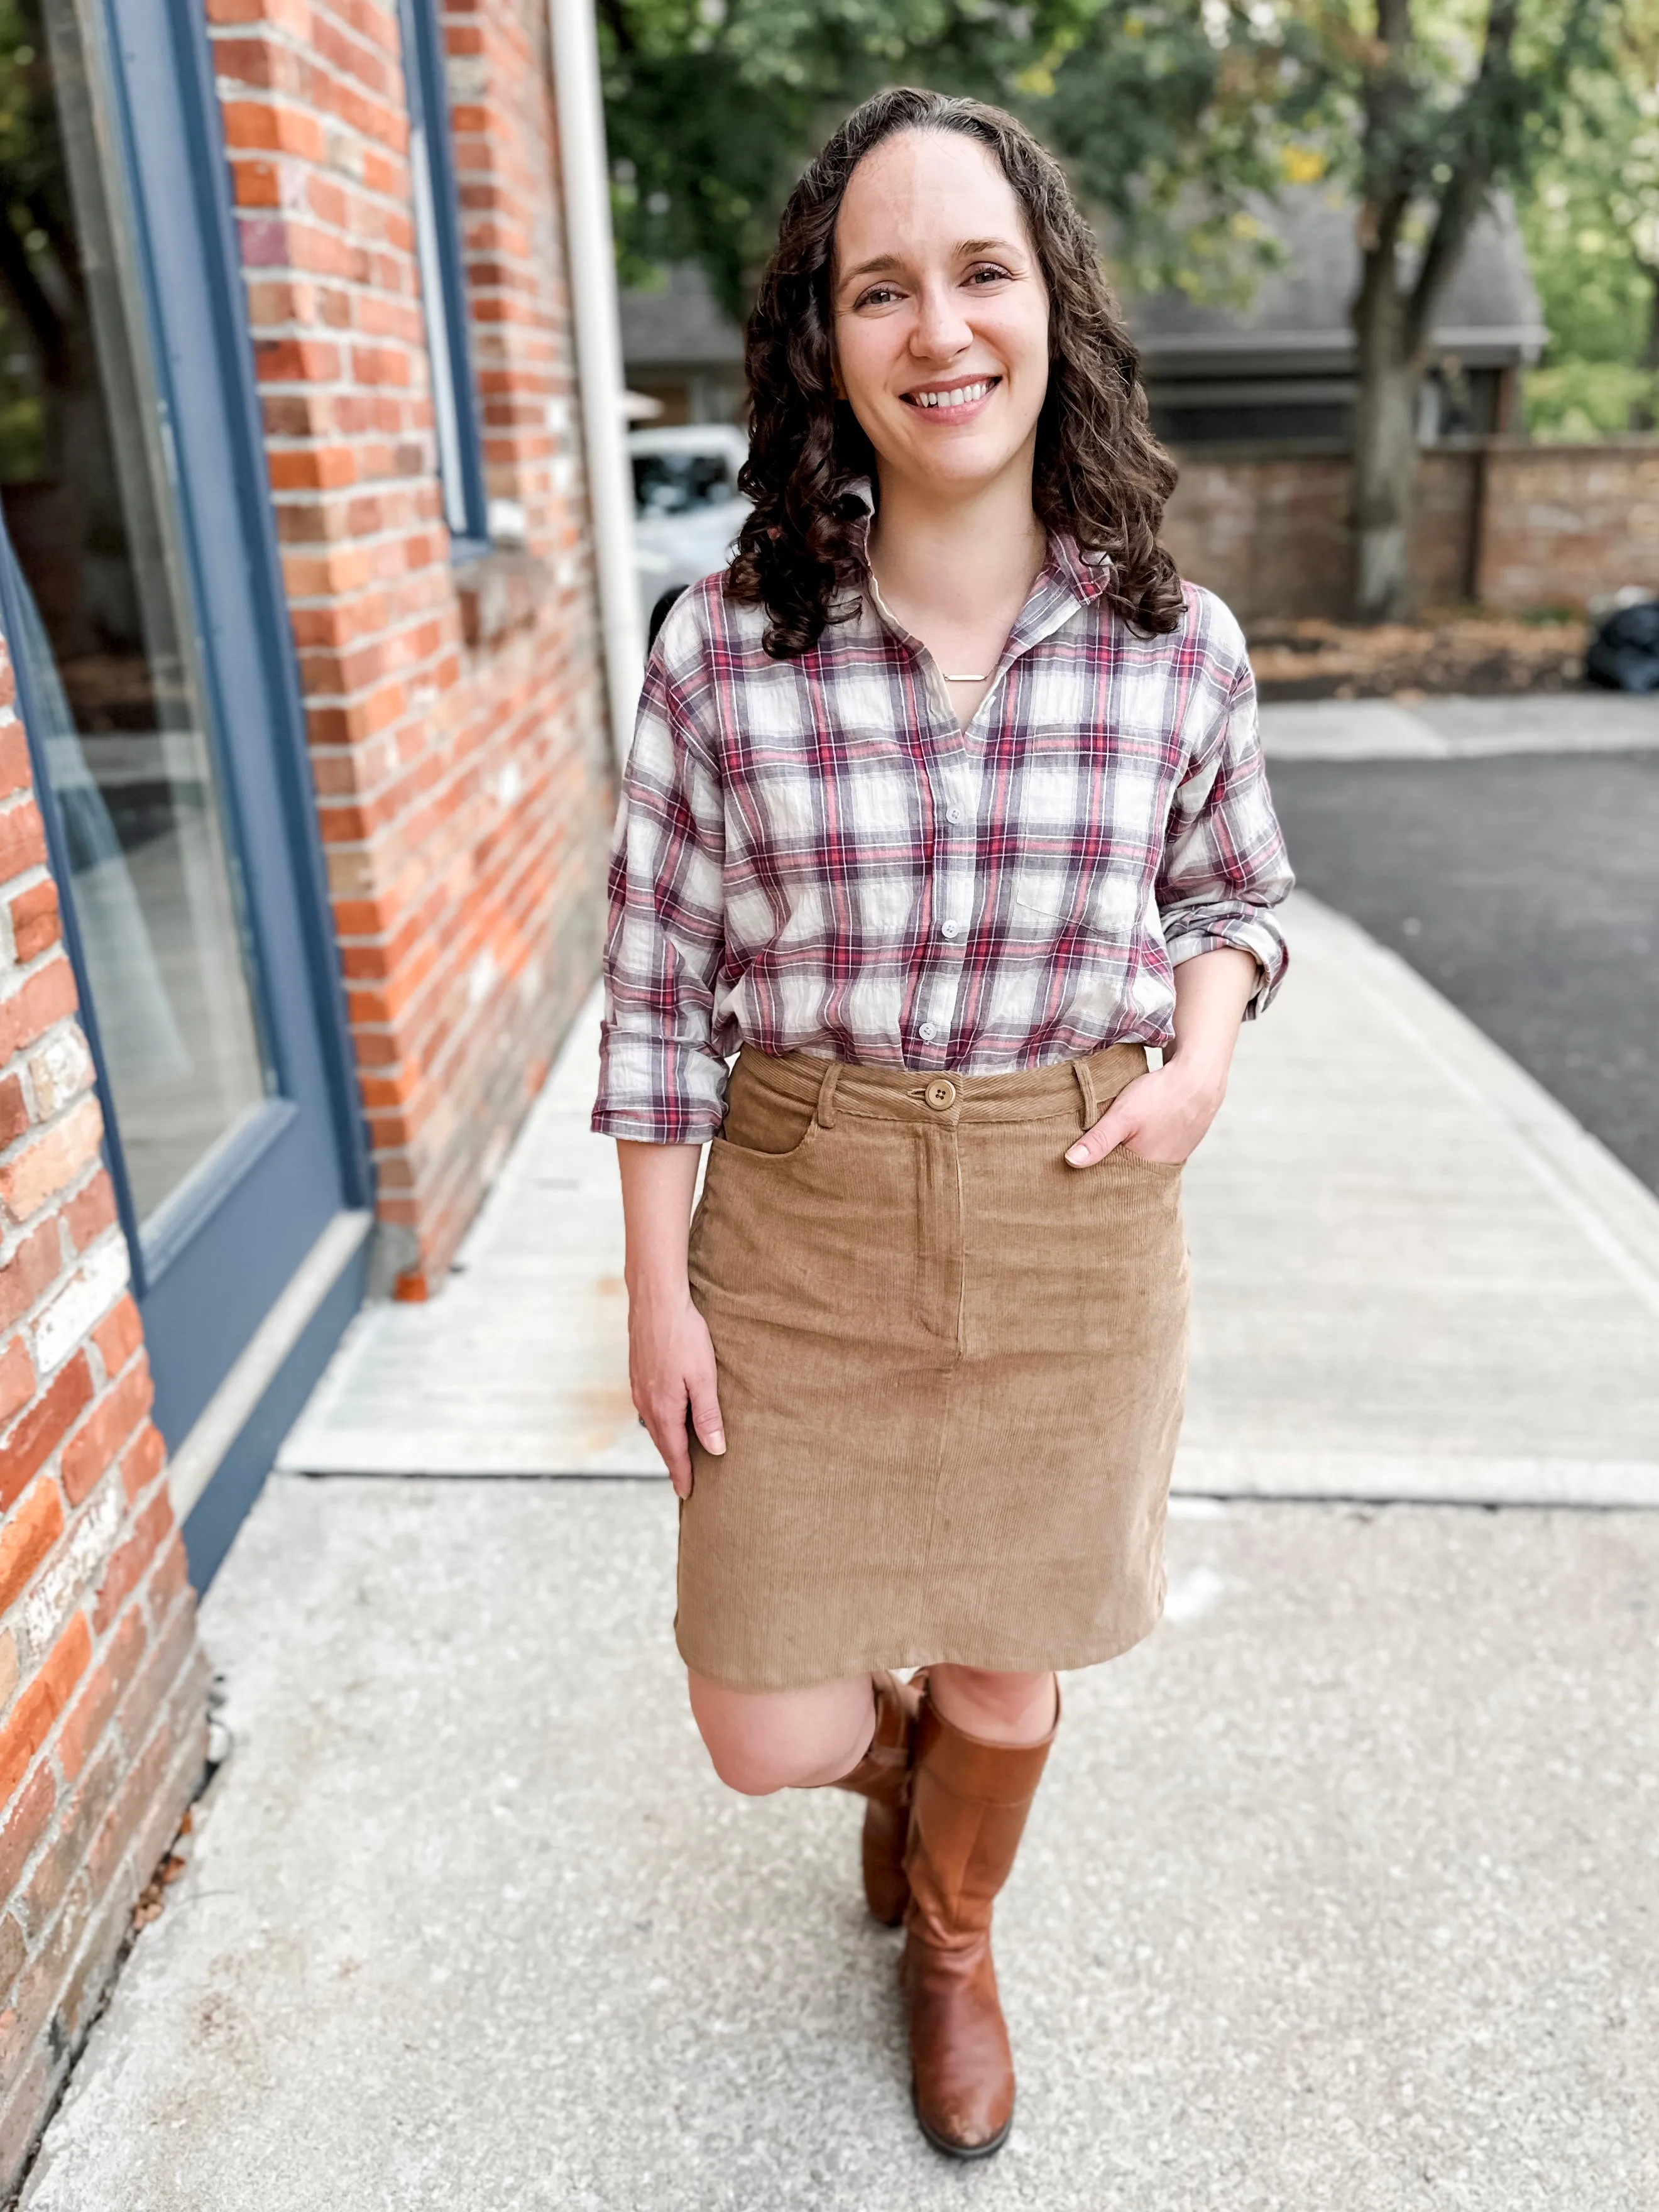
top-left (454, 546), bottom-right (550, 650)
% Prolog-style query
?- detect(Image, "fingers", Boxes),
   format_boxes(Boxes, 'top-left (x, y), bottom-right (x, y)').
top-left (634, 1375), bottom-right (724, 1503)
top-left (640, 1396), bottom-right (694, 1497)
top-left (630, 1306), bottom-right (725, 1501)
top-left (1065, 1109), bottom-right (1129, 1169)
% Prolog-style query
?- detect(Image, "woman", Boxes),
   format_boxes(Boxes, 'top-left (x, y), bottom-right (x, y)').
top-left (593, 88), bottom-right (1292, 2158)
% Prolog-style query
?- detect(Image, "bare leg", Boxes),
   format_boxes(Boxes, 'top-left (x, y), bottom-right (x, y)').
top-left (687, 1668), bottom-right (877, 1796)
top-left (928, 1663), bottom-right (1056, 1745)
top-left (687, 1663), bottom-right (1056, 1794)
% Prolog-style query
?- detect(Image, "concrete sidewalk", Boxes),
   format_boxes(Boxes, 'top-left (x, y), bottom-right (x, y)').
top-left (21, 1482), bottom-right (1659, 2211)
top-left (1257, 689), bottom-right (1659, 760)
top-left (18, 892), bottom-right (1659, 2210)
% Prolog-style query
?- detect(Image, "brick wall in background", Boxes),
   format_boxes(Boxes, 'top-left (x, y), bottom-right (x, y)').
top-left (1164, 437), bottom-right (1659, 626)
top-left (0, 640), bottom-right (209, 2186)
top-left (1476, 441), bottom-right (1659, 613)
top-left (207, 0), bottom-right (616, 1298)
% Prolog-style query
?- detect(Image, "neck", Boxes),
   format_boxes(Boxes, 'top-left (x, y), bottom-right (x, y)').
top-left (867, 455), bottom-right (1046, 628)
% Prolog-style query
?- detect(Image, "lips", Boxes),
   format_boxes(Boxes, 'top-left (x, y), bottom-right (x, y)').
top-left (901, 376), bottom-right (1000, 410)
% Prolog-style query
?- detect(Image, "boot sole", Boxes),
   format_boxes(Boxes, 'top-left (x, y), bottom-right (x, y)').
top-left (912, 2086), bottom-right (1013, 2161)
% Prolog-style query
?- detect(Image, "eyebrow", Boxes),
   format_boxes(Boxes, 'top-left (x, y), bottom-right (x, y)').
top-left (838, 238), bottom-right (1023, 288)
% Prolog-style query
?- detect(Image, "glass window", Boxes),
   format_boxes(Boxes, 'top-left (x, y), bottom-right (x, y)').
top-left (397, 0), bottom-right (488, 551)
top-left (632, 451), bottom-right (737, 516)
top-left (0, 0), bottom-right (270, 1230)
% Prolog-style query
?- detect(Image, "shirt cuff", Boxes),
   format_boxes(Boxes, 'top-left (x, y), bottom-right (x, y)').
top-left (591, 1027), bottom-right (729, 1144)
top-left (1166, 911), bottom-right (1289, 1020)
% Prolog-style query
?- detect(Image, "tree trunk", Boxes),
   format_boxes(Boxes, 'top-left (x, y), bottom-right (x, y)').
top-left (1350, 243), bottom-right (1424, 624)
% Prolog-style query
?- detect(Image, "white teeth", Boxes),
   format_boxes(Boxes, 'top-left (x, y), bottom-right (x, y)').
top-left (913, 380), bottom-right (992, 409)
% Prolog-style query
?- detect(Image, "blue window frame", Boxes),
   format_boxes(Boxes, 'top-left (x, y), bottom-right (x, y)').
top-left (398, 0), bottom-right (490, 559)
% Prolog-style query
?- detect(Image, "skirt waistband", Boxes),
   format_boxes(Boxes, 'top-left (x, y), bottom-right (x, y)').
top-left (733, 1041), bottom-right (1152, 1130)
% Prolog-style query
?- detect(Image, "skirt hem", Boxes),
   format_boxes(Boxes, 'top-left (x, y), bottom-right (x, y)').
top-left (673, 1599), bottom-right (1166, 1695)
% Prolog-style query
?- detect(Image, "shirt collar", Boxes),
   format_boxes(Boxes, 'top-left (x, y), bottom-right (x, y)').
top-left (842, 474), bottom-right (1110, 655)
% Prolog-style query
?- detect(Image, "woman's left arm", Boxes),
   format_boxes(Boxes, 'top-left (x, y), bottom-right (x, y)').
top-left (1068, 636), bottom-right (1292, 1171)
top-left (1065, 946), bottom-right (1257, 1168)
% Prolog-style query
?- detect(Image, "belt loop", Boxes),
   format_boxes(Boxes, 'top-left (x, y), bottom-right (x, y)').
top-left (1073, 1057), bottom-right (1099, 1131)
top-left (815, 1060), bottom-right (843, 1130)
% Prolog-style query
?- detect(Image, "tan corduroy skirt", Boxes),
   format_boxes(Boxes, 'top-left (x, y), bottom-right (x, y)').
top-left (679, 1043), bottom-right (1190, 1691)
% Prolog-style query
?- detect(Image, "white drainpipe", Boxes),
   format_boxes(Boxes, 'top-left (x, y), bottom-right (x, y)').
top-left (549, 0), bottom-right (642, 765)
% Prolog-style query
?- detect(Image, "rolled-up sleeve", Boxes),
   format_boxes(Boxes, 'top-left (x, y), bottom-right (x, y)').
top-left (591, 635), bottom-right (729, 1144)
top-left (1156, 662), bottom-right (1293, 1019)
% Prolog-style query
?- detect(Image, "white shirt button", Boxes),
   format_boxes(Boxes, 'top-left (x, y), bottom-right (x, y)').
top-left (946, 805), bottom-right (964, 824)
top-left (919, 1021), bottom-right (938, 1041)
top-left (939, 920), bottom-right (960, 940)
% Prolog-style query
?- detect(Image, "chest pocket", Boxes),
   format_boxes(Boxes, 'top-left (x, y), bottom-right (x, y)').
top-left (1013, 866), bottom-right (1144, 944)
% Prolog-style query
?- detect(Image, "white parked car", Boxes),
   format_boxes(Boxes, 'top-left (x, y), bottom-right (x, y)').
top-left (629, 423), bottom-right (750, 647)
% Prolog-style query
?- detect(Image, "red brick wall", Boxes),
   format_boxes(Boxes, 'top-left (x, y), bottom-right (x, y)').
top-left (208, 0), bottom-right (616, 1298)
top-left (1163, 447), bottom-right (1357, 624)
top-left (1164, 438), bottom-right (1659, 624)
top-left (0, 641), bottom-right (208, 2190)
top-left (1476, 440), bottom-right (1659, 612)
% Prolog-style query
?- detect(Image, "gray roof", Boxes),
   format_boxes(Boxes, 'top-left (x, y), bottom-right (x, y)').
top-left (620, 263), bottom-right (745, 370)
top-left (1131, 188), bottom-right (1545, 377)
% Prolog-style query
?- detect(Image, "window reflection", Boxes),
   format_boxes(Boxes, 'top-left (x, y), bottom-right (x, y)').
top-left (0, 0), bottom-right (269, 1230)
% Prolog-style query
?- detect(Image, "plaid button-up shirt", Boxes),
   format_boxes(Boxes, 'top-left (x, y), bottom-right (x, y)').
top-left (593, 528), bottom-right (1292, 1145)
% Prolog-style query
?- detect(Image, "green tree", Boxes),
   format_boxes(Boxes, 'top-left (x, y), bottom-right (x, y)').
top-left (1336, 0), bottom-right (1615, 616)
top-left (596, 0), bottom-right (1278, 320)
top-left (601, 0), bottom-right (1629, 622)
top-left (595, 1), bottom-right (1066, 320)
top-left (1518, 2), bottom-right (1659, 434)
top-left (1034, 0), bottom-right (1624, 618)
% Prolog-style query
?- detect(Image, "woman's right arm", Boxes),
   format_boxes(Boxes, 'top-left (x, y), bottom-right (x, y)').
top-left (617, 1139), bottom-right (725, 1497)
top-left (593, 596), bottom-right (730, 1494)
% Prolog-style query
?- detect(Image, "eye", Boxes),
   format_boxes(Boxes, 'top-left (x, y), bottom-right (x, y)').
top-left (965, 263), bottom-right (1014, 286)
top-left (853, 282), bottom-right (902, 310)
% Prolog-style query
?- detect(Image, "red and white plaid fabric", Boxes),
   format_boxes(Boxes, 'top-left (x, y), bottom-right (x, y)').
top-left (593, 525), bottom-right (1293, 1145)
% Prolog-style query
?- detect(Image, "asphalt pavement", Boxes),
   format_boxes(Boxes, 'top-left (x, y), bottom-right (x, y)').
top-left (1263, 738), bottom-right (1659, 1195)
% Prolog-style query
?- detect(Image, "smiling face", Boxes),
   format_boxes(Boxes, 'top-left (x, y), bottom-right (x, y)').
top-left (831, 129), bottom-right (1050, 503)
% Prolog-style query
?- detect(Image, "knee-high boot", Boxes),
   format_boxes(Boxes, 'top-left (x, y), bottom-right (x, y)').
top-left (899, 1683), bottom-right (1058, 2157)
top-left (817, 1669), bottom-right (923, 1925)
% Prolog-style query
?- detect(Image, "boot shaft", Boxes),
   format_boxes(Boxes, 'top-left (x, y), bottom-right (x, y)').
top-left (904, 1690), bottom-right (1057, 1946)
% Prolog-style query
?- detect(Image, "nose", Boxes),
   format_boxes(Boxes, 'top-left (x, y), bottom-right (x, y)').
top-left (909, 276), bottom-right (972, 363)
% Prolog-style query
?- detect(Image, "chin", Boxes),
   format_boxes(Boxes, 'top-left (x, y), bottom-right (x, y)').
top-left (903, 443), bottom-right (1022, 491)
top-left (882, 400), bottom-right (1038, 482)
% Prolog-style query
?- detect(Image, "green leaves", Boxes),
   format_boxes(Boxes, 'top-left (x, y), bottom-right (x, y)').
top-left (600, 0), bottom-right (1073, 317)
top-left (600, 0), bottom-right (1636, 359)
top-left (1519, 3), bottom-right (1659, 408)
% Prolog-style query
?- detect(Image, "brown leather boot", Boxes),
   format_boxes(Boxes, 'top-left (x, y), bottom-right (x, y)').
top-left (823, 1670), bottom-right (923, 1925)
top-left (900, 1682), bottom-right (1058, 2159)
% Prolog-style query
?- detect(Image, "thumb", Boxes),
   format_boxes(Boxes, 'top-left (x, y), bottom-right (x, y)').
top-left (1066, 1111), bottom-right (1127, 1169)
top-left (686, 1367), bottom-right (726, 1456)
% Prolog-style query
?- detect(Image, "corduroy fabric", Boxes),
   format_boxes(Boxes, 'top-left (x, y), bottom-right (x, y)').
top-left (678, 1043), bottom-right (1190, 1690)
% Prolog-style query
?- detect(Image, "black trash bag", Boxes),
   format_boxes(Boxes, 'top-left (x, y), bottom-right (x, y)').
top-left (1586, 598), bottom-right (1659, 693)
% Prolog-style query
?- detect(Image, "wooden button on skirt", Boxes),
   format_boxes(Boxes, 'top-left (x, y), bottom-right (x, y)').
top-left (678, 1043), bottom-right (1190, 1691)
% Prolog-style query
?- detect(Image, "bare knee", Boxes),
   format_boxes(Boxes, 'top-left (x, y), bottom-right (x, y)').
top-left (701, 1737), bottom-right (794, 1797)
top-left (930, 1663), bottom-right (1056, 1743)
top-left (687, 1668), bottom-right (873, 1797)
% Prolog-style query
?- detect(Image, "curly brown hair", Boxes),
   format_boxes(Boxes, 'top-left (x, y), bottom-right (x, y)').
top-left (726, 87), bottom-right (1184, 660)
